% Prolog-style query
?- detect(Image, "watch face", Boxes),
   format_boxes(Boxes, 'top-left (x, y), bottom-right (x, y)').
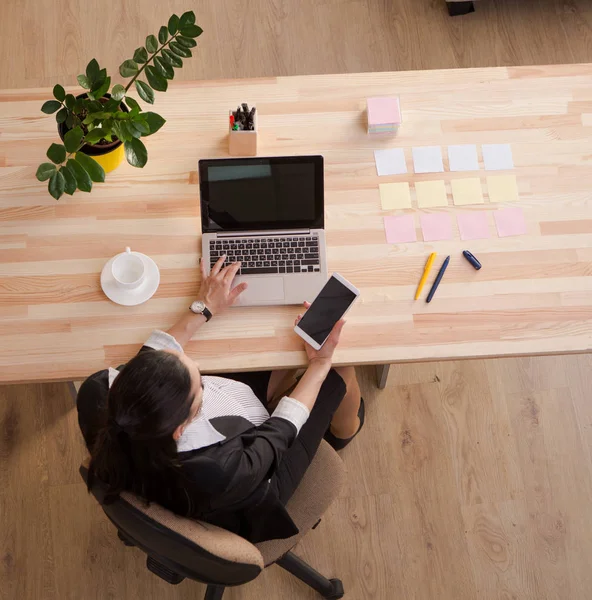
top-left (190, 301), bottom-right (205, 314)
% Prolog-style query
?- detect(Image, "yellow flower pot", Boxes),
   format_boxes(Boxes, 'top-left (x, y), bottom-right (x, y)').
top-left (58, 92), bottom-right (128, 174)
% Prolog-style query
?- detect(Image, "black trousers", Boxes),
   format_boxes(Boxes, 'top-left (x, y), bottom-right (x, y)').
top-left (220, 369), bottom-right (347, 504)
top-left (77, 368), bottom-right (346, 508)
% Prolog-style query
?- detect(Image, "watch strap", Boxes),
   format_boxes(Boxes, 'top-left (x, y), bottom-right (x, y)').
top-left (202, 306), bottom-right (213, 322)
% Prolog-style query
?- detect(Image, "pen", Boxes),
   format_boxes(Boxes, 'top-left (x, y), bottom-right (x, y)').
top-left (426, 256), bottom-right (450, 303)
top-left (415, 252), bottom-right (437, 300)
top-left (462, 250), bottom-right (481, 270)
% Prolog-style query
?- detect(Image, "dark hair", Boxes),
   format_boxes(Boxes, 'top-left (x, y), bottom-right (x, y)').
top-left (87, 349), bottom-right (195, 508)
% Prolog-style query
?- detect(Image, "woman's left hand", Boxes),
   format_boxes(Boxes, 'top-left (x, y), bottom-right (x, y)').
top-left (198, 255), bottom-right (248, 316)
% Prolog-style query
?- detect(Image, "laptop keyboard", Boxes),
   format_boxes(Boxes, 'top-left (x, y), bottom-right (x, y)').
top-left (209, 235), bottom-right (321, 275)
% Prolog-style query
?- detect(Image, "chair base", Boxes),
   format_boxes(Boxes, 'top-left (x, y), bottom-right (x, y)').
top-left (204, 585), bottom-right (225, 600)
top-left (447, 1), bottom-right (475, 16)
top-left (276, 551), bottom-right (345, 599)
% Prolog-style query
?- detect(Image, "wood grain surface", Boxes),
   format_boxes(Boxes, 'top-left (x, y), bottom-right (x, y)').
top-left (1, 64), bottom-right (592, 383)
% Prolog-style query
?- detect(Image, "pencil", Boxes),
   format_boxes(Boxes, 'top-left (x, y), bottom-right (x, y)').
top-left (414, 252), bottom-right (437, 300)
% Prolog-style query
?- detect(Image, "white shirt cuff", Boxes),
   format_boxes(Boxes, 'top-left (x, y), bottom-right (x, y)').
top-left (144, 330), bottom-right (183, 353)
top-left (272, 396), bottom-right (310, 435)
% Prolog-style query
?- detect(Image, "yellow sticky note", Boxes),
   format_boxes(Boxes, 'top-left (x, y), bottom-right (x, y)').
top-left (379, 182), bottom-right (411, 210)
top-left (415, 180), bottom-right (448, 208)
top-left (487, 175), bottom-right (519, 203)
top-left (451, 178), bottom-right (484, 206)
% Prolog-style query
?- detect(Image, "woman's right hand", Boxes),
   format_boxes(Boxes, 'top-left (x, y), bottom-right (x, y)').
top-left (294, 301), bottom-right (346, 368)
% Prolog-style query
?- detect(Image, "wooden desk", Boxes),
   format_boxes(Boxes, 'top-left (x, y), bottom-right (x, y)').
top-left (1, 64), bottom-right (592, 384)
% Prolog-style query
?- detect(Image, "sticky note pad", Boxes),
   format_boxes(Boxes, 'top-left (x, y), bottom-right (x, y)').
top-left (448, 144), bottom-right (479, 172)
top-left (487, 174), bottom-right (519, 203)
top-left (457, 212), bottom-right (491, 241)
top-left (384, 215), bottom-right (417, 244)
top-left (482, 143), bottom-right (514, 171)
top-left (494, 207), bottom-right (526, 237)
top-left (451, 178), bottom-right (484, 206)
top-left (420, 213), bottom-right (453, 242)
top-left (412, 146), bottom-right (444, 174)
top-left (379, 182), bottom-right (411, 210)
top-left (415, 180), bottom-right (448, 208)
top-left (367, 97), bottom-right (402, 126)
top-left (374, 148), bottom-right (407, 176)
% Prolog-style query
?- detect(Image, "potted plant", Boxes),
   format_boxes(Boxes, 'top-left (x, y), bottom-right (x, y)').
top-left (36, 10), bottom-right (202, 200)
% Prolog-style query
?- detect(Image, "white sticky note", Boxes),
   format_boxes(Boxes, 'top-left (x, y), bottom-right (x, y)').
top-left (374, 148), bottom-right (407, 176)
top-left (448, 144), bottom-right (479, 172)
top-left (412, 146), bottom-right (444, 174)
top-left (482, 144), bottom-right (514, 171)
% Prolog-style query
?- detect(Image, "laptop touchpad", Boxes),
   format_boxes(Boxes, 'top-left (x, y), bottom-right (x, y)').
top-left (237, 277), bottom-right (285, 305)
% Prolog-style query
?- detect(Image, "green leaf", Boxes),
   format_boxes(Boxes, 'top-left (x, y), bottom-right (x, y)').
top-left (179, 24), bottom-right (203, 38)
top-left (75, 152), bottom-right (105, 183)
top-left (36, 163), bottom-right (56, 181)
top-left (119, 59), bottom-right (138, 78)
top-left (133, 46), bottom-right (148, 64)
top-left (83, 128), bottom-right (105, 145)
top-left (168, 14), bottom-right (179, 35)
top-left (135, 80), bottom-right (154, 104)
top-left (48, 170), bottom-right (65, 200)
top-left (129, 122), bottom-right (143, 138)
top-left (41, 100), bottom-right (62, 114)
top-left (65, 114), bottom-right (74, 129)
top-left (169, 42), bottom-right (191, 58)
top-left (61, 164), bottom-right (77, 195)
top-left (53, 84), bottom-right (66, 102)
top-left (114, 111), bottom-right (129, 120)
top-left (86, 59), bottom-right (100, 84)
top-left (112, 121), bottom-right (131, 142)
top-left (145, 66), bottom-right (167, 92)
top-left (145, 34), bottom-right (158, 53)
top-left (124, 138), bottom-right (148, 168)
top-left (179, 11), bottom-right (196, 27)
top-left (162, 49), bottom-right (182, 68)
top-left (89, 76), bottom-right (110, 101)
top-left (121, 121), bottom-right (137, 141)
top-left (142, 112), bottom-right (166, 136)
top-left (111, 84), bottom-right (125, 101)
top-left (154, 56), bottom-right (174, 80)
top-left (64, 126), bottom-right (84, 153)
top-left (64, 94), bottom-right (75, 109)
top-left (77, 74), bottom-right (90, 89)
top-left (47, 143), bottom-right (67, 164)
top-left (66, 158), bottom-right (92, 192)
top-left (88, 100), bottom-right (103, 112)
top-left (131, 119), bottom-right (150, 135)
top-left (158, 25), bottom-right (168, 45)
top-left (73, 98), bottom-right (85, 113)
top-left (103, 98), bottom-right (120, 112)
top-left (176, 35), bottom-right (197, 48)
top-left (125, 96), bottom-right (140, 111)
top-left (56, 107), bottom-right (68, 124)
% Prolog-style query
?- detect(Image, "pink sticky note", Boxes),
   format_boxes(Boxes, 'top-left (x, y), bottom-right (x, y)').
top-left (457, 212), bottom-right (491, 241)
top-left (384, 215), bottom-right (417, 244)
top-left (367, 97), bottom-right (401, 125)
top-left (494, 207), bottom-right (527, 237)
top-left (420, 213), bottom-right (453, 242)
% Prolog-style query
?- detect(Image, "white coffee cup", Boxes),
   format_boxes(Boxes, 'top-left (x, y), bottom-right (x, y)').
top-left (111, 247), bottom-right (145, 289)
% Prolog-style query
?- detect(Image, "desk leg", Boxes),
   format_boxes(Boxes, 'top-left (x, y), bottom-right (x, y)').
top-left (376, 364), bottom-right (390, 389)
top-left (447, 1), bottom-right (475, 16)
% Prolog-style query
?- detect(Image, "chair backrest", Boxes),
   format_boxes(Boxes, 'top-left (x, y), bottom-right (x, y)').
top-left (79, 465), bottom-right (264, 587)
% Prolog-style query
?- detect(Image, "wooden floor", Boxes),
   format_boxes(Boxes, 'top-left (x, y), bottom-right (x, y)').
top-left (2, 0), bottom-right (592, 599)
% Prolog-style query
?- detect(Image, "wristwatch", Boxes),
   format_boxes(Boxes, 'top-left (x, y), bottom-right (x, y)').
top-left (189, 300), bottom-right (213, 322)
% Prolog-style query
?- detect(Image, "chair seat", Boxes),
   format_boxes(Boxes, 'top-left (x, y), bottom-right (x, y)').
top-left (256, 440), bottom-right (346, 566)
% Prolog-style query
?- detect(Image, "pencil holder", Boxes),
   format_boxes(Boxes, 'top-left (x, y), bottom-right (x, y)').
top-left (229, 111), bottom-right (257, 156)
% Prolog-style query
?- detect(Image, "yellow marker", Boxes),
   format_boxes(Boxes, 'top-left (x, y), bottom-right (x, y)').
top-left (414, 252), bottom-right (437, 300)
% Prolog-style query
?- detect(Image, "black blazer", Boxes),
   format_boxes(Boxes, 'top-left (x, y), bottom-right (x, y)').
top-left (77, 368), bottom-right (300, 544)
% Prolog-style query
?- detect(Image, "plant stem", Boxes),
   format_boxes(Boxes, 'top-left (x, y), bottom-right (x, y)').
top-left (124, 33), bottom-right (180, 93)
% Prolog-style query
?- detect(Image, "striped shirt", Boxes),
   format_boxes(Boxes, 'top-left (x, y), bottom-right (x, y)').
top-left (108, 330), bottom-right (310, 452)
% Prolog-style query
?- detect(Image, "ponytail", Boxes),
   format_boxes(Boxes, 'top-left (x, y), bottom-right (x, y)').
top-left (87, 350), bottom-right (194, 508)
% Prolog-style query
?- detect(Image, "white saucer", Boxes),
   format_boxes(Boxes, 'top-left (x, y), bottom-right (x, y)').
top-left (101, 252), bottom-right (160, 306)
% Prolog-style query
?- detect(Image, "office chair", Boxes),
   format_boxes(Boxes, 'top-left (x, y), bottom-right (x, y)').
top-left (80, 439), bottom-right (346, 599)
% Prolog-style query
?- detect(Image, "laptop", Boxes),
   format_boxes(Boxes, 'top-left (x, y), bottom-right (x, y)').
top-left (199, 155), bottom-right (328, 306)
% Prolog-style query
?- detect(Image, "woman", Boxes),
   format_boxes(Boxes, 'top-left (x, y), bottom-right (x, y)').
top-left (77, 257), bottom-right (364, 544)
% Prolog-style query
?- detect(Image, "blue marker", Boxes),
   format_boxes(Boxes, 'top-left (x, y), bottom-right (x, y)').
top-left (426, 256), bottom-right (450, 303)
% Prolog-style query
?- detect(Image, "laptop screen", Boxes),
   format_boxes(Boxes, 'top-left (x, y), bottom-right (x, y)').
top-left (199, 156), bottom-right (324, 233)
